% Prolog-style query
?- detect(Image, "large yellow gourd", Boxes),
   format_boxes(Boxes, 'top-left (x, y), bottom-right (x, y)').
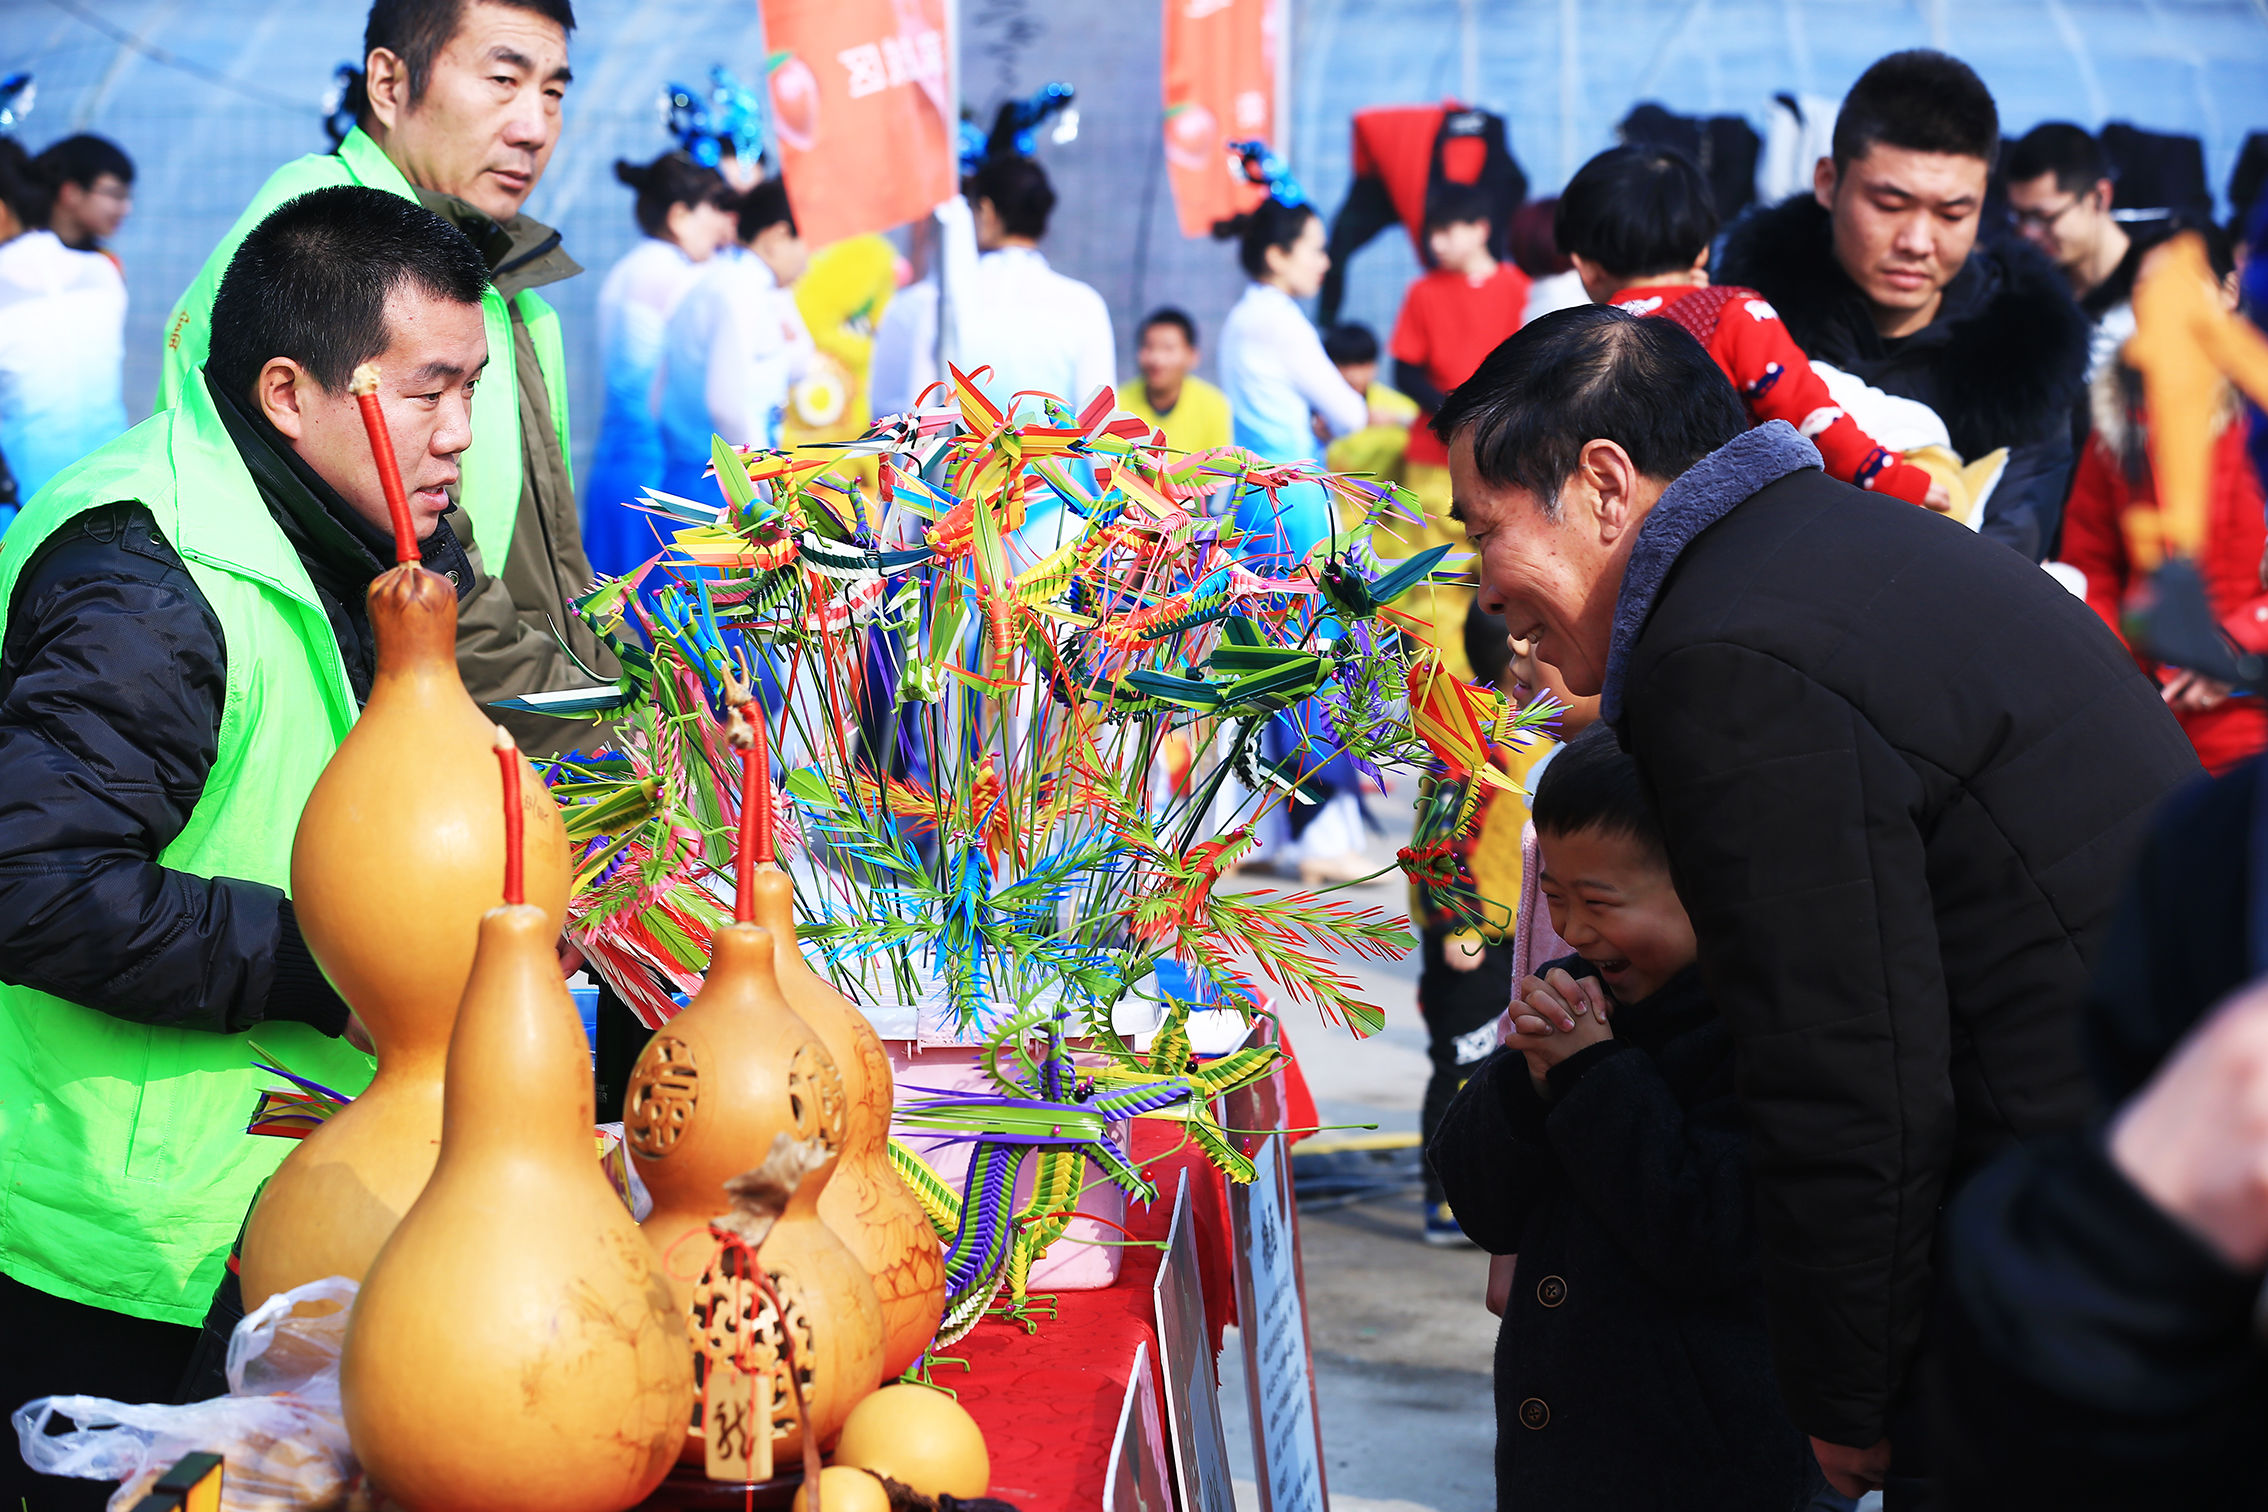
top-left (342, 890), bottom-right (690, 1511)
top-left (628, 921), bottom-right (886, 1465)
top-left (742, 706), bottom-right (943, 1377)
top-left (239, 386), bottom-right (571, 1311)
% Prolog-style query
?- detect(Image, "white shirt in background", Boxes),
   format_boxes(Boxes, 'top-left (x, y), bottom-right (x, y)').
top-left (870, 196), bottom-right (1115, 417)
top-left (1522, 267), bottom-right (1591, 326)
top-left (1217, 281), bottom-right (1366, 463)
top-left (0, 231), bottom-right (127, 505)
top-left (658, 254), bottom-right (814, 477)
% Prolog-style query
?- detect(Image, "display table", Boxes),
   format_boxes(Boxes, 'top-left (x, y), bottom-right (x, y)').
top-left (953, 1048), bottom-right (1317, 1509)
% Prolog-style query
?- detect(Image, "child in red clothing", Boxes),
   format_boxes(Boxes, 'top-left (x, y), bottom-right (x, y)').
top-left (1391, 183), bottom-right (1532, 468)
top-left (2057, 241), bottom-right (2268, 774)
top-left (1556, 145), bottom-right (1944, 511)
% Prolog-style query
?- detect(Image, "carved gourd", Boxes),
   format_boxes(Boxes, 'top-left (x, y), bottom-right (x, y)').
top-left (341, 735), bottom-right (689, 1512)
top-left (628, 716), bottom-right (885, 1465)
top-left (742, 708), bottom-right (944, 1377)
top-left (240, 367), bottom-right (570, 1309)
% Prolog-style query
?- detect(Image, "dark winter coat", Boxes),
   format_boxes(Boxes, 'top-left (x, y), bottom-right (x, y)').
top-left (1430, 957), bottom-right (1818, 1512)
top-left (1602, 422), bottom-right (2200, 1450)
top-left (1935, 758), bottom-right (2268, 1511)
top-left (0, 388), bottom-right (473, 1036)
top-left (1716, 195), bottom-right (2089, 562)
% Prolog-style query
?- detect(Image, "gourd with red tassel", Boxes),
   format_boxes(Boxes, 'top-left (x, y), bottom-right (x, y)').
top-left (239, 364), bottom-right (571, 1310)
top-left (627, 713), bottom-right (885, 1466)
top-left (738, 698), bottom-right (945, 1377)
top-left (341, 732), bottom-right (691, 1512)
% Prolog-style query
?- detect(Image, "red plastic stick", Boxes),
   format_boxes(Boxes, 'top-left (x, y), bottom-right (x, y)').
top-left (731, 708), bottom-right (764, 926)
top-left (494, 726), bottom-right (525, 907)
top-left (349, 364), bottom-right (419, 565)
top-left (748, 705), bottom-right (775, 867)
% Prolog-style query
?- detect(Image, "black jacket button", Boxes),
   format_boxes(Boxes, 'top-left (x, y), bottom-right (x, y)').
top-left (1536, 1274), bottom-right (1567, 1308)
top-left (1519, 1397), bottom-right (1549, 1430)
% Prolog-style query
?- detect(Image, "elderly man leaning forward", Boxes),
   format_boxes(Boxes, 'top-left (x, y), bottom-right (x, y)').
top-left (1441, 305), bottom-right (2198, 1509)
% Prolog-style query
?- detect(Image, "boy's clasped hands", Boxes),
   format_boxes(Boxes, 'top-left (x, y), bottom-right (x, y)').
top-left (1508, 965), bottom-right (1614, 1093)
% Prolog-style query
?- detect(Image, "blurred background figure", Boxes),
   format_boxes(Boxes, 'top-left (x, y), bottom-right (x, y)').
top-left (2054, 230), bottom-right (2267, 777)
top-left (656, 177), bottom-right (811, 503)
top-left (2006, 122), bottom-right (2176, 385)
top-left (32, 133), bottom-right (134, 258)
top-left (1120, 305), bottom-right (1230, 453)
top-left (0, 129), bottom-right (129, 520)
top-left (582, 148), bottom-right (737, 576)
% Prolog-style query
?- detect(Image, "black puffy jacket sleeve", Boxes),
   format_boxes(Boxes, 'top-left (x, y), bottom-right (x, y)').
top-left (1934, 761), bottom-right (2268, 1508)
top-left (1428, 1045), bottom-right (1553, 1254)
top-left (0, 502), bottom-right (348, 1036)
top-left (1626, 639), bottom-right (1951, 1449)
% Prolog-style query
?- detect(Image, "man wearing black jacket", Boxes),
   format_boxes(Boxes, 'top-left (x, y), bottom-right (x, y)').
top-left (1935, 757), bottom-right (2268, 1509)
top-left (1437, 305), bottom-right (2198, 1507)
top-left (0, 186), bottom-right (485, 1510)
top-left (1716, 50), bottom-right (2088, 562)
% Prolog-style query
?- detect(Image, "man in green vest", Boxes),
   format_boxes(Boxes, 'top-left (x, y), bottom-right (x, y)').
top-left (0, 186), bottom-right (488, 1506)
top-left (159, 0), bottom-right (614, 758)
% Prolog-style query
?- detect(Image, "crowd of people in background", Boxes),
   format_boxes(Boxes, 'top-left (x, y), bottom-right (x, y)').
top-left (3, 3), bottom-right (2268, 1511)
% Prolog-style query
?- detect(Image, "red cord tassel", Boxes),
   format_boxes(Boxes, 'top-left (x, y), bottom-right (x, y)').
top-left (494, 726), bottom-right (525, 907)
top-left (349, 364), bottom-right (419, 565)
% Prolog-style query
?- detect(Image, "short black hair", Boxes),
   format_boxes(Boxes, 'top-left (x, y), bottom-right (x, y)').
top-left (2005, 122), bottom-right (2111, 197)
top-left (33, 133), bottom-right (134, 190)
top-left (1432, 305), bottom-right (1746, 513)
top-left (208, 186), bottom-right (491, 401)
top-left (614, 151), bottom-right (733, 238)
top-left (1831, 50), bottom-right (1999, 167)
top-left (970, 154), bottom-right (1056, 241)
top-left (1463, 605), bottom-right (1512, 688)
top-left (1530, 724), bottom-right (1664, 863)
top-left (1424, 181), bottom-right (1494, 233)
top-left (736, 177), bottom-right (796, 242)
top-left (0, 140), bottom-right (52, 230)
top-left (1555, 146), bottom-right (1719, 279)
top-left (1211, 197), bottom-right (1319, 279)
top-left (363, 0), bottom-right (576, 108)
top-left (1322, 322), bottom-right (1379, 367)
top-left (1139, 307), bottom-right (1198, 347)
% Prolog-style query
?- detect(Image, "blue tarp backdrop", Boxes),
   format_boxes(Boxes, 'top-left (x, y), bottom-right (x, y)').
top-left (3, 0), bottom-right (2263, 484)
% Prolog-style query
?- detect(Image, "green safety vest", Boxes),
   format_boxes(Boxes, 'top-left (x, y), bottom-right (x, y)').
top-left (0, 370), bottom-right (378, 1326)
top-left (156, 127), bottom-right (572, 579)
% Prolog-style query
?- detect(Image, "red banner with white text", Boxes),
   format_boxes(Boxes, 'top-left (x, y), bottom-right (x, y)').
top-left (1161, 0), bottom-right (1276, 237)
top-left (763, 0), bottom-right (957, 246)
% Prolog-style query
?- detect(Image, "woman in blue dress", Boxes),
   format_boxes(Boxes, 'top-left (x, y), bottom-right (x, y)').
top-left (582, 152), bottom-right (738, 577)
top-left (1213, 187), bottom-right (1376, 880)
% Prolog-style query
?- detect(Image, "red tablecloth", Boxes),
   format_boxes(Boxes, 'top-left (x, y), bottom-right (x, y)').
top-left (948, 1032), bottom-right (1317, 1508)
top-left (950, 1119), bottom-right (1230, 1509)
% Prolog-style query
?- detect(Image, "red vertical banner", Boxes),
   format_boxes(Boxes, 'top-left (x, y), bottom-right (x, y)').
top-left (1161, 0), bottom-right (1277, 237)
top-left (764, 0), bottom-right (957, 246)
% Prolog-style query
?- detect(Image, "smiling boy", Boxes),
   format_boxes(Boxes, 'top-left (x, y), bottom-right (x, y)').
top-left (1430, 725), bottom-right (1818, 1511)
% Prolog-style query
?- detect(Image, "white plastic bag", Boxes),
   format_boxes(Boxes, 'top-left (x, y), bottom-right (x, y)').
top-left (12, 1276), bottom-right (360, 1511)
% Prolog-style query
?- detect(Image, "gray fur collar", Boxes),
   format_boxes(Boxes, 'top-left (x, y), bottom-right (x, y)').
top-left (1601, 421), bottom-right (1822, 724)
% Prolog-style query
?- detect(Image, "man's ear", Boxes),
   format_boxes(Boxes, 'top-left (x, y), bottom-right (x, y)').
top-left (257, 359), bottom-right (312, 441)
top-left (1813, 155), bottom-right (1838, 212)
top-left (363, 47), bottom-right (410, 134)
top-left (2094, 177), bottom-right (2117, 212)
top-left (1577, 438), bottom-right (1642, 542)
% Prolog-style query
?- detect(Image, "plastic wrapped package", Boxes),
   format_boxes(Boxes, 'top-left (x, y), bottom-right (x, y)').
top-left (11, 1277), bottom-right (359, 1512)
